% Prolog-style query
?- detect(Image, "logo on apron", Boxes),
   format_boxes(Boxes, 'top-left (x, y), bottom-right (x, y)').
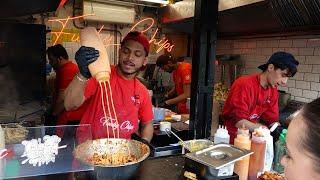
top-left (100, 116), bottom-right (134, 132)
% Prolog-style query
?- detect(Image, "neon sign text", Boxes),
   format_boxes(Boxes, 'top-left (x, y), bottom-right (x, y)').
top-left (130, 18), bottom-right (174, 53)
top-left (49, 15), bottom-right (174, 53)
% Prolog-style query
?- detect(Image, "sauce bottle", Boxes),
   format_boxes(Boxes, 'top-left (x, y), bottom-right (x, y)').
top-left (261, 128), bottom-right (273, 172)
top-left (80, 27), bottom-right (111, 82)
top-left (274, 129), bottom-right (287, 173)
top-left (248, 128), bottom-right (266, 180)
top-left (234, 127), bottom-right (251, 180)
top-left (213, 125), bottom-right (230, 144)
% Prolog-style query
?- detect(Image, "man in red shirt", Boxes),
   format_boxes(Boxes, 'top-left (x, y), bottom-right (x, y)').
top-left (156, 54), bottom-right (191, 114)
top-left (222, 52), bottom-right (299, 144)
top-left (64, 31), bottom-right (153, 143)
top-left (46, 44), bottom-right (87, 125)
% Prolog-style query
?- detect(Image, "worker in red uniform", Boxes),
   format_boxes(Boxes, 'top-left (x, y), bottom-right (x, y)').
top-left (222, 52), bottom-right (299, 144)
top-left (156, 54), bottom-right (191, 114)
top-left (46, 44), bottom-right (88, 126)
top-left (64, 31), bottom-right (153, 143)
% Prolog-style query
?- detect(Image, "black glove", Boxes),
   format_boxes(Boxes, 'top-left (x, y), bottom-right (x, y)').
top-left (75, 46), bottom-right (99, 78)
top-left (271, 125), bottom-right (284, 142)
top-left (140, 138), bottom-right (150, 145)
top-left (158, 101), bottom-right (171, 109)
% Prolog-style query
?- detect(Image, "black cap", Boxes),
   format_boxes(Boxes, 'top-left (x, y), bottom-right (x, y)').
top-left (258, 52), bottom-right (299, 76)
top-left (156, 54), bottom-right (174, 67)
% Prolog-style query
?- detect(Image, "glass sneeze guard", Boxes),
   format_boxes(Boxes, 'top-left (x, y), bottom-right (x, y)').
top-left (0, 124), bottom-right (93, 179)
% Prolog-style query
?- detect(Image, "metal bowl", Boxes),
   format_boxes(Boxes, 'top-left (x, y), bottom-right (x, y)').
top-left (74, 138), bottom-right (150, 179)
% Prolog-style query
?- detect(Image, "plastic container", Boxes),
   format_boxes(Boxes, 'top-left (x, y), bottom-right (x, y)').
top-left (234, 128), bottom-right (251, 180)
top-left (153, 107), bottom-right (165, 122)
top-left (248, 129), bottom-right (266, 180)
top-left (213, 125), bottom-right (230, 144)
top-left (274, 129), bottom-right (287, 173)
top-left (159, 121), bottom-right (171, 131)
top-left (80, 27), bottom-right (111, 82)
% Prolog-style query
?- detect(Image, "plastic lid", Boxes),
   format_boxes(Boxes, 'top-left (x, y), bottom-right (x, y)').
top-left (237, 125), bottom-right (249, 136)
top-left (279, 129), bottom-right (288, 142)
top-left (215, 126), bottom-right (229, 138)
top-left (251, 128), bottom-right (266, 143)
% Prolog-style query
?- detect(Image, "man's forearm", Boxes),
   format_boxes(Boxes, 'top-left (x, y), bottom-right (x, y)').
top-left (64, 74), bottom-right (87, 111)
top-left (235, 119), bottom-right (265, 132)
top-left (52, 91), bottom-right (65, 116)
top-left (140, 122), bottom-right (154, 142)
top-left (52, 99), bottom-right (65, 116)
top-left (166, 93), bottom-right (189, 105)
top-left (166, 87), bottom-right (175, 97)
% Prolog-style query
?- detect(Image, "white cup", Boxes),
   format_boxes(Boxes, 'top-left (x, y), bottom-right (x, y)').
top-left (160, 121), bottom-right (171, 131)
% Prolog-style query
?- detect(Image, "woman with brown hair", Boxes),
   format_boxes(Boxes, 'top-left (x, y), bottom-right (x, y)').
top-left (281, 97), bottom-right (320, 180)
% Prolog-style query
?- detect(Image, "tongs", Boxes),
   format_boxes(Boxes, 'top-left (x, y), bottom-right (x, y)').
top-left (164, 128), bottom-right (191, 152)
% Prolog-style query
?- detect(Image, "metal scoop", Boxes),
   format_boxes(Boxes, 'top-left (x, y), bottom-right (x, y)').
top-left (164, 128), bottom-right (191, 152)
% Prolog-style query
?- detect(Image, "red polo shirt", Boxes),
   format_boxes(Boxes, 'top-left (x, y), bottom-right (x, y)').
top-left (172, 62), bottom-right (192, 113)
top-left (55, 61), bottom-right (88, 125)
top-left (222, 74), bottom-right (279, 144)
top-left (77, 66), bottom-right (153, 142)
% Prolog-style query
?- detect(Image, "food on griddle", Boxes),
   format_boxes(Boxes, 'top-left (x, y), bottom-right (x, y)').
top-left (213, 83), bottom-right (229, 101)
top-left (258, 171), bottom-right (285, 180)
top-left (188, 142), bottom-right (207, 152)
top-left (184, 171), bottom-right (197, 180)
top-left (4, 124), bottom-right (28, 144)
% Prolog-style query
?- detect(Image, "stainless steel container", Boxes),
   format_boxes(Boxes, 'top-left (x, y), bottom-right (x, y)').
top-left (74, 138), bottom-right (150, 180)
top-left (185, 144), bottom-right (253, 178)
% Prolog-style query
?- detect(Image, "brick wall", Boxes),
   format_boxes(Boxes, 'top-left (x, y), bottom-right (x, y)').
top-left (216, 36), bottom-right (320, 103)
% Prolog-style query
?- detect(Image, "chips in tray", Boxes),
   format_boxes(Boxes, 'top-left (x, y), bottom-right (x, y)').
top-left (258, 171), bottom-right (285, 180)
top-left (3, 124), bottom-right (28, 144)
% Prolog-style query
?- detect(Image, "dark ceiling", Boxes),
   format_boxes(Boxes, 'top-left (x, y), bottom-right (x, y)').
top-left (0, 0), bottom-right (61, 18)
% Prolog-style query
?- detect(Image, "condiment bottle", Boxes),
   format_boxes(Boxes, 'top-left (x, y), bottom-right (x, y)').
top-left (234, 127), bottom-right (251, 180)
top-left (274, 129), bottom-right (287, 173)
top-left (214, 125), bottom-right (230, 144)
top-left (248, 128), bottom-right (266, 180)
top-left (80, 27), bottom-right (111, 82)
top-left (261, 128), bottom-right (273, 172)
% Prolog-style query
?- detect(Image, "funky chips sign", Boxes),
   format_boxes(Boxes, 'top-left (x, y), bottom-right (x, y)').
top-left (49, 14), bottom-right (174, 54)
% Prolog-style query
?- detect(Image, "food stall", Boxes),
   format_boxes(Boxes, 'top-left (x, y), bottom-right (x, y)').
top-left (0, 0), bottom-right (320, 179)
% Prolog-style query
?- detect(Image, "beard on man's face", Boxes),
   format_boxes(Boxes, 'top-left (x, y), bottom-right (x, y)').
top-left (118, 62), bottom-right (142, 75)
